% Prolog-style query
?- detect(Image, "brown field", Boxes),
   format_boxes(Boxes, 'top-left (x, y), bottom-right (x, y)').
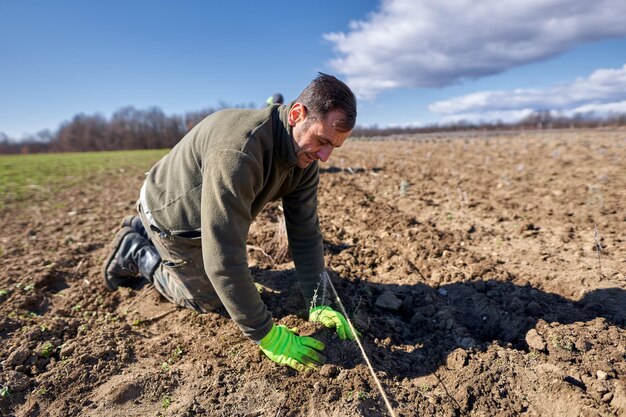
top-left (1, 129), bottom-right (625, 416)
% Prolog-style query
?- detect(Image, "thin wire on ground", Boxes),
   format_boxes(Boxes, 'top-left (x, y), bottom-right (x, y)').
top-left (316, 271), bottom-right (399, 417)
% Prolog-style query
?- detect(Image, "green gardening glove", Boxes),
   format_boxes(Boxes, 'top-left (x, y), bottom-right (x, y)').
top-left (309, 306), bottom-right (359, 341)
top-left (258, 324), bottom-right (326, 372)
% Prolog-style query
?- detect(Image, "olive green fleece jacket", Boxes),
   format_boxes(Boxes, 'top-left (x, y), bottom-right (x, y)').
top-left (143, 104), bottom-right (324, 341)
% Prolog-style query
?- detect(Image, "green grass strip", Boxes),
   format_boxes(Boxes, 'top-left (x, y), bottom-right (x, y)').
top-left (0, 149), bottom-right (168, 210)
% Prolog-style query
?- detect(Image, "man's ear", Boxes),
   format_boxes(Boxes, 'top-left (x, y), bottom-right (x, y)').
top-left (288, 103), bottom-right (307, 127)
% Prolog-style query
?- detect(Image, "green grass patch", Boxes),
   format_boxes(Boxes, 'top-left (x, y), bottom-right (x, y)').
top-left (0, 149), bottom-right (167, 209)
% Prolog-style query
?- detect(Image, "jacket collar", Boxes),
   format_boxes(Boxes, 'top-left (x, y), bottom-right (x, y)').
top-left (274, 103), bottom-right (298, 167)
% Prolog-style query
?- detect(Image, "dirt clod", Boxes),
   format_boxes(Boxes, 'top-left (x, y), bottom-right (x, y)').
top-left (525, 329), bottom-right (546, 351)
top-left (5, 347), bottom-right (31, 367)
top-left (3, 371), bottom-right (31, 392)
top-left (525, 301), bottom-right (542, 316)
top-left (319, 364), bottom-right (340, 378)
top-left (446, 348), bottom-right (468, 370)
top-left (375, 291), bottom-right (402, 310)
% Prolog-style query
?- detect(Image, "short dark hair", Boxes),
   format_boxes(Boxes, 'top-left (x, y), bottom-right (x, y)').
top-left (295, 73), bottom-right (357, 132)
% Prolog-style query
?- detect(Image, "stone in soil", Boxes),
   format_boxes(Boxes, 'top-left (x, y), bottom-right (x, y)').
top-left (375, 291), bottom-right (402, 311)
top-left (525, 329), bottom-right (546, 351)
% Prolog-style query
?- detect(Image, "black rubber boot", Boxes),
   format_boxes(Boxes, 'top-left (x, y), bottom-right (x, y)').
top-left (102, 227), bottom-right (161, 291)
top-left (121, 214), bottom-right (149, 240)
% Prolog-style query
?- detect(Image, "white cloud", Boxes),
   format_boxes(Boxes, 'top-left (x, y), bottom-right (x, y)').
top-left (439, 109), bottom-right (536, 124)
top-left (562, 100), bottom-right (626, 116)
top-left (325, 0), bottom-right (626, 98)
top-left (429, 64), bottom-right (626, 121)
top-left (439, 101), bottom-right (626, 124)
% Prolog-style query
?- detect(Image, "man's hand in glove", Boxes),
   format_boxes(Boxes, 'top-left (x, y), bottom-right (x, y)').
top-left (309, 306), bottom-right (359, 341)
top-left (258, 324), bottom-right (326, 372)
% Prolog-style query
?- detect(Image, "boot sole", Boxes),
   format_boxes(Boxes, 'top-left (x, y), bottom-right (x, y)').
top-left (102, 226), bottom-right (136, 291)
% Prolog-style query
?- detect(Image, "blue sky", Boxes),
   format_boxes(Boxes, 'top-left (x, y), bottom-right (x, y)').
top-left (2, 0), bottom-right (626, 139)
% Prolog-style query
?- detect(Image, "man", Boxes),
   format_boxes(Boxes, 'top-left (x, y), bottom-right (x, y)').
top-left (266, 93), bottom-right (284, 106)
top-left (103, 73), bottom-right (358, 372)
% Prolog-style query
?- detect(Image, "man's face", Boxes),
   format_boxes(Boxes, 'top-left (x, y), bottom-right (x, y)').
top-left (289, 104), bottom-right (352, 169)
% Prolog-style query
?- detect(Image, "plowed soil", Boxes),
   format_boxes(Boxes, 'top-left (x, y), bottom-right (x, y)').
top-left (1, 129), bottom-right (625, 417)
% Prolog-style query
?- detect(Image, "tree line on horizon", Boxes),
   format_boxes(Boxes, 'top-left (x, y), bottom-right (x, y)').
top-left (0, 105), bottom-right (244, 155)
top-left (1, 106), bottom-right (625, 155)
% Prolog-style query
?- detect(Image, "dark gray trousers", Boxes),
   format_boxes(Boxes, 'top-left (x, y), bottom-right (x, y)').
top-left (137, 205), bottom-right (223, 313)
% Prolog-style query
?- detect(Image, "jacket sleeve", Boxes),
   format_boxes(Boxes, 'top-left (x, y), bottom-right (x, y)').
top-left (282, 164), bottom-right (326, 310)
top-left (200, 149), bottom-right (273, 341)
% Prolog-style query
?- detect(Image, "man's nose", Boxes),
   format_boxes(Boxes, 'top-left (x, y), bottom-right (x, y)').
top-left (317, 144), bottom-right (333, 162)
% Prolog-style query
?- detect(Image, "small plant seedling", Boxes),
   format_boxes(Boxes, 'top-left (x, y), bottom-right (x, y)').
top-left (0, 289), bottom-right (9, 296)
top-left (72, 303), bottom-right (82, 312)
top-left (347, 390), bottom-right (369, 401)
top-left (593, 224), bottom-right (604, 279)
top-left (78, 324), bottom-right (88, 334)
top-left (161, 346), bottom-right (184, 372)
top-left (39, 341), bottom-right (55, 358)
top-left (551, 335), bottom-right (574, 351)
top-left (104, 313), bottom-right (119, 323)
top-left (172, 346), bottom-right (183, 360)
top-left (34, 387), bottom-right (48, 396)
top-left (23, 284), bottom-right (35, 291)
top-left (0, 386), bottom-right (10, 398)
top-left (399, 180), bottom-right (410, 196)
top-left (162, 395), bottom-right (171, 411)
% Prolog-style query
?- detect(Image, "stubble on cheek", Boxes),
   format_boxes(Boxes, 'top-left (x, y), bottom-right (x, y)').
top-left (297, 152), bottom-right (314, 167)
